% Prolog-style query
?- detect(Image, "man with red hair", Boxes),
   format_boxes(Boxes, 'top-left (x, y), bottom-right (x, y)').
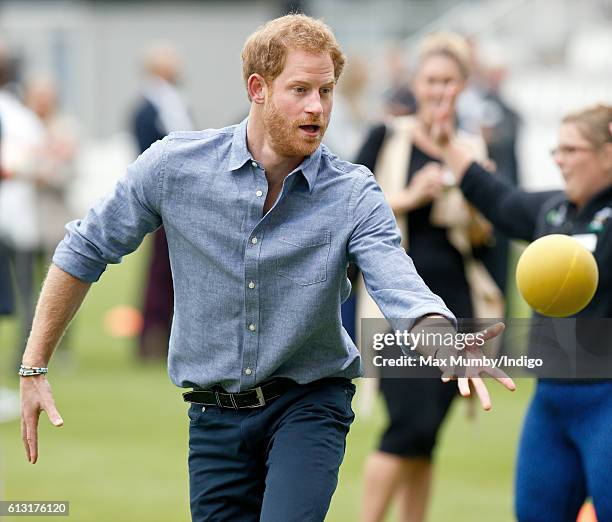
top-left (20, 15), bottom-right (513, 521)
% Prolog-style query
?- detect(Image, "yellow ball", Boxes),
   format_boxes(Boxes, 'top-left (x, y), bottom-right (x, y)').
top-left (516, 234), bottom-right (599, 317)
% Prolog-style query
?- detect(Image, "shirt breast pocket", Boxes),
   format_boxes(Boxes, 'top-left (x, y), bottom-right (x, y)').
top-left (276, 230), bottom-right (331, 286)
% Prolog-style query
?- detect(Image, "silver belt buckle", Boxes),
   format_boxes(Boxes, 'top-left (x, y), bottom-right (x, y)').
top-left (246, 386), bottom-right (266, 408)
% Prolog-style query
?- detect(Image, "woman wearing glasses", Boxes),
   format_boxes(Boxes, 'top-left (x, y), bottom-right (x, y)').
top-left (434, 103), bottom-right (612, 521)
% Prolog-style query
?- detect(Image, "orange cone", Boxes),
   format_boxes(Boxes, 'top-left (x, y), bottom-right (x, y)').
top-left (104, 305), bottom-right (144, 337)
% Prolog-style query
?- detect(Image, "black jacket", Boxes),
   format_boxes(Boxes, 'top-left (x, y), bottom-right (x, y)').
top-left (461, 162), bottom-right (612, 378)
top-left (132, 98), bottom-right (166, 154)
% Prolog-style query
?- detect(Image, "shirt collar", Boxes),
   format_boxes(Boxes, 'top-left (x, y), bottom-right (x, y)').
top-left (297, 146), bottom-right (321, 194)
top-left (228, 118), bottom-right (322, 193)
top-left (227, 118), bottom-right (252, 171)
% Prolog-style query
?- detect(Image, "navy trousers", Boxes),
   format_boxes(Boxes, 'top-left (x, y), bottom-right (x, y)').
top-left (187, 378), bottom-right (355, 522)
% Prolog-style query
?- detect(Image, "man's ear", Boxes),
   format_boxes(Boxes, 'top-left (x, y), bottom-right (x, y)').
top-left (247, 73), bottom-right (267, 104)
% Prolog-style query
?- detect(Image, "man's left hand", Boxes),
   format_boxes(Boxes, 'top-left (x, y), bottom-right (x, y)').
top-left (440, 322), bottom-right (516, 410)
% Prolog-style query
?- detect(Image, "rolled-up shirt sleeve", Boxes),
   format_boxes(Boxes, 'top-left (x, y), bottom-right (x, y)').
top-left (53, 138), bottom-right (167, 282)
top-left (347, 169), bottom-right (456, 331)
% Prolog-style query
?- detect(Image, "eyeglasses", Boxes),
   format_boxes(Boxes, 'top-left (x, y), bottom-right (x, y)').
top-left (550, 145), bottom-right (595, 157)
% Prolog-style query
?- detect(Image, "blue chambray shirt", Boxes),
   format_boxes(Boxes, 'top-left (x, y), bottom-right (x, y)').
top-left (53, 118), bottom-right (455, 392)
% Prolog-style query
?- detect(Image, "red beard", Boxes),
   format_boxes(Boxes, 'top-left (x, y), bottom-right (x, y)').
top-left (263, 98), bottom-right (327, 157)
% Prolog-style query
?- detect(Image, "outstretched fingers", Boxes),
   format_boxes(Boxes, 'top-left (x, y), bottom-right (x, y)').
top-left (479, 322), bottom-right (505, 343)
top-left (481, 366), bottom-right (516, 392)
top-left (457, 377), bottom-right (471, 397)
top-left (471, 377), bottom-right (492, 411)
top-left (444, 371), bottom-right (514, 411)
top-left (456, 377), bottom-right (492, 410)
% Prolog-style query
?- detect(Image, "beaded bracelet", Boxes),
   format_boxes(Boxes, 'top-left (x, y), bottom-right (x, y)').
top-left (18, 365), bottom-right (49, 377)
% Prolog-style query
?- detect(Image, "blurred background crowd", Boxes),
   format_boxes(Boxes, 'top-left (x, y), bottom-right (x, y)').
top-left (0, 1), bottom-right (611, 521)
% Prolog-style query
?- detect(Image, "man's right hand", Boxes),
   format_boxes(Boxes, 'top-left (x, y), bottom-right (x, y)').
top-left (20, 375), bottom-right (64, 464)
top-left (18, 264), bottom-right (91, 463)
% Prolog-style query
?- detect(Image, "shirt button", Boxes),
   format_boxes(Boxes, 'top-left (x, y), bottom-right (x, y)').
top-left (248, 281), bottom-right (256, 289)
top-left (248, 323), bottom-right (256, 331)
top-left (251, 237), bottom-right (258, 245)
top-left (244, 368), bottom-right (252, 375)
top-left (256, 190), bottom-right (263, 197)
top-left (251, 161), bottom-right (258, 168)
top-left (201, 406), bottom-right (206, 412)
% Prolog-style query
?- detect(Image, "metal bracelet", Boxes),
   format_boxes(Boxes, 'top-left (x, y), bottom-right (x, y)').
top-left (18, 365), bottom-right (49, 377)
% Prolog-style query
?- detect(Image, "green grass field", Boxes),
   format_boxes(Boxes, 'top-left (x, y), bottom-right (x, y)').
top-left (0, 240), bottom-right (534, 521)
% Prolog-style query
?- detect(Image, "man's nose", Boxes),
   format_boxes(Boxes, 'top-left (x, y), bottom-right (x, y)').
top-left (304, 92), bottom-right (323, 115)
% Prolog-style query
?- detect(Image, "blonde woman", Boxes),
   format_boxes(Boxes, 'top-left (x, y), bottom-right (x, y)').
top-left (359, 33), bottom-right (503, 522)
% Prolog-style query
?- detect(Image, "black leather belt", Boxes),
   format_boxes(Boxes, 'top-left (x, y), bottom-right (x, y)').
top-left (182, 379), bottom-right (293, 409)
